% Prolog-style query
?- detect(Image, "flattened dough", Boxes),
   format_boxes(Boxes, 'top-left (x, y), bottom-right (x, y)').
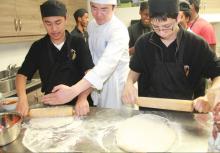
top-left (116, 114), bottom-right (176, 152)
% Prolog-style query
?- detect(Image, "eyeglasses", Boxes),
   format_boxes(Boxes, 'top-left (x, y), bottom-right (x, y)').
top-left (151, 22), bottom-right (176, 32)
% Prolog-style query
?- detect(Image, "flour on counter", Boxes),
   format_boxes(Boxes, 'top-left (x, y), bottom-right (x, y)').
top-left (27, 116), bottom-right (76, 129)
top-left (22, 115), bottom-right (122, 152)
top-left (22, 117), bottom-right (84, 152)
top-left (22, 112), bottom-right (180, 152)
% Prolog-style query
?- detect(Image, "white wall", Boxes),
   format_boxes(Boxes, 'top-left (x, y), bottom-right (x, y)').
top-left (212, 22), bottom-right (220, 56)
top-left (0, 42), bottom-right (32, 71)
top-left (115, 6), bottom-right (140, 26)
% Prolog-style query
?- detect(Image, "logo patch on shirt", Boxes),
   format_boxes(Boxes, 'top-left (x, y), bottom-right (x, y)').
top-left (184, 65), bottom-right (190, 77)
top-left (70, 49), bottom-right (76, 60)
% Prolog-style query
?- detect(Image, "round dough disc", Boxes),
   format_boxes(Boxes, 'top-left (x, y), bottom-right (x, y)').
top-left (116, 114), bottom-right (176, 152)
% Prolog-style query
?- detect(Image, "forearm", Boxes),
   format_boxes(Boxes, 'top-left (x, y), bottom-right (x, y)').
top-left (209, 76), bottom-right (220, 90)
top-left (78, 87), bottom-right (93, 101)
top-left (129, 47), bottom-right (135, 55)
top-left (126, 70), bottom-right (140, 85)
top-left (204, 76), bottom-right (220, 109)
top-left (15, 74), bottom-right (28, 99)
top-left (71, 78), bottom-right (92, 96)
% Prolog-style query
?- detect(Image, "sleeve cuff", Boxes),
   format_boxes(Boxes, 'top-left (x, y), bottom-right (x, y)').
top-left (84, 70), bottom-right (103, 90)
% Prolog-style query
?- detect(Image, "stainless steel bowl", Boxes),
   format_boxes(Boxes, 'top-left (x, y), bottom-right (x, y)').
top-left (0, 112), bottom-right (22, 146)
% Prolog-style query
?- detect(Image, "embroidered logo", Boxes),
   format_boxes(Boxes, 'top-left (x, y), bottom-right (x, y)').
top-left (184, 65), bottom-right (190, 77)
top-left (70, 49), bottom-right (76, 60)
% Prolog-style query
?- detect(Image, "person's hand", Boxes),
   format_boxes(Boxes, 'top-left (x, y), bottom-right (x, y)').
top-left (121, 82), bottom-right (138, 104)
top-left (193, 96), bottom-right (211, 113)
top-left (75, 98), bottom-right (90, 116)
top-left (42, 84), bottom-right (79, 105)
top-left (212, 103), bottom-right (220, 139)
top-left (16, 96), bottom-right (29, 116)
top-left (213, 103), bottom-right (220, 120)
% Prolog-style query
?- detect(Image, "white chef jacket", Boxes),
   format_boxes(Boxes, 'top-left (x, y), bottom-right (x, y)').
top-left (84, 15), bottom-right (129, 109)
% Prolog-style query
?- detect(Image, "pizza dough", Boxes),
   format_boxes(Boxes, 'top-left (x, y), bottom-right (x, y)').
top-left (116, 114), bottom-right (176, 152)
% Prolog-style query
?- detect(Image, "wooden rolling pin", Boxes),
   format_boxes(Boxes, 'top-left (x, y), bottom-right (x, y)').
top-left (137, 97), bottom-right (194, 112)
top-left (29, 106), bottom-right (75, 118)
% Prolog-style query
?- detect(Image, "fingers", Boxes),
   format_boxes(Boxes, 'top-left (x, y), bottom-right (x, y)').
top-left (212, 103), bottom-right (220, 122)
top-left (122, 95), bottom-right (136, 104)
top-left (75, 101), bottom-right (90, 116)
top-left (213, 124), bottom-right (218, 139)
top-left (193, 98), bottom-right (211, 113)
top-left (122, 90), bottom-right (137, 104)
top-left (51, 85), bottom-right (62, 93)
top-left (75, 106), bottom-right (89, 116)
top-left (16, 104), bottom-right (29, 116)
top-left (213, 103), bottom-right (220, 112)
top-left (41, 93), bottom-right (60, 105)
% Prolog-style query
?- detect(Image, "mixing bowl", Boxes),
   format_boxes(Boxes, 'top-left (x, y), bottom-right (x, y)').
top-left (0, 112), bottom-right (22, 146)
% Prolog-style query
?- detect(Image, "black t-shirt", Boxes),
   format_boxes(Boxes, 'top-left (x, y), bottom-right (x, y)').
top-left (70, 26), bottom-right (88, 43)
top-left (130, 28), bottom-right (220, 97)
top-left (18, 31), bottom-right (94, 104)
top-left (128, 20), bottom-right (152, 48)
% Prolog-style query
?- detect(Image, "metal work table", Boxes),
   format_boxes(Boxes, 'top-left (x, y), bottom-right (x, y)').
top-left (0, 106), bottom-right (213, 152)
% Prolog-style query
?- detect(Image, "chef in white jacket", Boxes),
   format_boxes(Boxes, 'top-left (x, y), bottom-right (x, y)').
top-left (42, 0), bottom-right (130, 115)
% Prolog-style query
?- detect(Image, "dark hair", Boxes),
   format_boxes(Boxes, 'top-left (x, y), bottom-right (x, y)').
top-left (73, 8), bottom-right (88, 22)
top-left (180, 1), bottom-right (190, 11)
top-left (188, 0), bottom-right (200, 13)
top-left (140, 1), bottom-right (149, 12)
top-left (180, 1), bottom-right (191, 19)
top-left (150, 13), bottom-right (179, 21)
top-left (149, 0), bottom-right (179, 21)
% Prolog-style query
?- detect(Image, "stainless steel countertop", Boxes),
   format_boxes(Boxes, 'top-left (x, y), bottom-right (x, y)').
top-left (0, 106), bottom-right (213, 152)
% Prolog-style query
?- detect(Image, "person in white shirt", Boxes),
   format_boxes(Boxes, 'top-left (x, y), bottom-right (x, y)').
top-left (42, 0), bottom-right (129, 116)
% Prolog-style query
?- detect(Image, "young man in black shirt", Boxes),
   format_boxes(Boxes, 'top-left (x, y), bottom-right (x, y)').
top-left (16, 0), bottom-right (94, 116)
top-left (122, 0), bottom-right (220, 113)
top-left (70, 8), bottom-right (89, 43)
top-left (128, 1), bottom-right (151, 55)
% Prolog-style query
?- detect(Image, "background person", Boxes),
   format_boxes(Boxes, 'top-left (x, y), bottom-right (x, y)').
top-left (128, 1), bottom-right (151, 55)
top-left (16, 0), bottom-right (94, 116)
top-left (178, 0), bottom-right (191, 30)
top-left (187, 0), bottom-right (216, 52)
top-left (187, 0), bottom-right (217, 99)
top-left (42, 0), bottom-right (130, 114)
top-left (71, 8), bottom-right (89, 43)
top-left (122, 0), bottom-right (220, 113)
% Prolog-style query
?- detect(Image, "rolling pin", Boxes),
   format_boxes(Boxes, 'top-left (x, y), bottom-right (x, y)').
top-left (137, 97), bottom-right (194, 112)
top-left (28, 106), bottom-right (75, 118)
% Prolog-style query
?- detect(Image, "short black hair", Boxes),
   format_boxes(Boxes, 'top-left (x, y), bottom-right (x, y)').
top-left (73, 8), bottom-right (88, 22)
top-left (180, 1), bottom-right (191, 19)
top-left (188, 0), bottom-right (200, 13)
top-left (180, 1), bottom-right (190, 11)
top-left (140, 1), bottom-right (149, 12)
top-left (149, 0), bottom-right (179, 21)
